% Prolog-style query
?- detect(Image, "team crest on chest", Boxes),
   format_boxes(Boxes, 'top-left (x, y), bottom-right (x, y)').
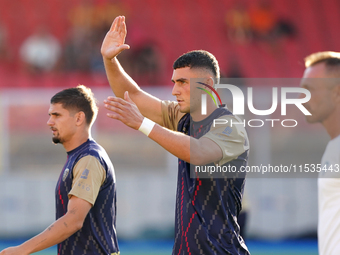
top-left (63, 168), bottom-right (70, 181)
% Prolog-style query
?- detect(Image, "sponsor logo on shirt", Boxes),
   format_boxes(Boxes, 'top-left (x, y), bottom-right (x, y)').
top-left (77, 180), bottom-right (91, 191)
top-left (63, 168), bottom-right (70, 181)
top-left (81, 169), bottom-right (90, 179)
top-left (222, 126), bottom-right (233, 136)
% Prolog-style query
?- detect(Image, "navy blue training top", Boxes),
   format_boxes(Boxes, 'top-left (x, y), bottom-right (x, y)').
top-left (55, 139), bottom-right (119, 255)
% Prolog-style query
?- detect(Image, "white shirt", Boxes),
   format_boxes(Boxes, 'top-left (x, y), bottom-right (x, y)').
top-left (318, 135), bottom-right (340, 255)
top-left (20, 33), bottom-right (61, 71)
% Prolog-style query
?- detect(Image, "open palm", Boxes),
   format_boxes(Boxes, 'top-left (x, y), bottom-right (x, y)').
top-left (101, 16), bottom-right (130, 60)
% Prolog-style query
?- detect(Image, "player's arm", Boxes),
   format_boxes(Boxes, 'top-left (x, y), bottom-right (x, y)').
top-left (0, 197), bottom-right (91, 255)
top-left (149, 125), bottom-right (223, 165)
top-left (104, 92), bottom-right (223, 165)
top-left (101, 16), bottom-right (163, 125)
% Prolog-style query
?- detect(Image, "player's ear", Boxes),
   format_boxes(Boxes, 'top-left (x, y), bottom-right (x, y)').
top-left (75, 111), bottom-right (86, 126)
top-left (206, 77), bottom-right (214, 89)
top-left (200, 77), bottom-right (215, 93)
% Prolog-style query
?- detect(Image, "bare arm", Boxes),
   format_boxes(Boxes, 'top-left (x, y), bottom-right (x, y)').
top-left (104, 93), bottom-right (223, 165)
top-left (101, 16), bottom-right (163, 125)
top-left (148, 124), bottom-right (223, 165)
top-left (0, 196), bottom-right (92, 255)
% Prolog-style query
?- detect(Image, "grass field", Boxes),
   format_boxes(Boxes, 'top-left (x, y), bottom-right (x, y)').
top-left (0, 239), bottom-right (318, 255)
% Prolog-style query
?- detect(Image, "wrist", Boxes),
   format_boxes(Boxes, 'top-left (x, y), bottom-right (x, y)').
top-left (138, 117), bottom-right (155, 136)
top-left (103, 56), bottom-right (116, 63)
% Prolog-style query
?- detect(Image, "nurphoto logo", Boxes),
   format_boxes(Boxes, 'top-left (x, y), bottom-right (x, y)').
top-left (198, 82), bottom-right (311, 128)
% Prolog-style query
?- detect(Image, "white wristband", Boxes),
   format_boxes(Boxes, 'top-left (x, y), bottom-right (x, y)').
top-left (138, 117), bottom-right (155, 136)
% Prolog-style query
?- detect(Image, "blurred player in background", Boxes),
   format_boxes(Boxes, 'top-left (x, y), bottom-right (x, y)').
top-left (301, 51), bottom-right (340, 255)
top-left (101, 16), bottom-right (250, 254)
top-left (0, 85), bottom-right (119, 255)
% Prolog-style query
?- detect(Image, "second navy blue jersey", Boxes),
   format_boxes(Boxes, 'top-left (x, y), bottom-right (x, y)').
top-left (55, 139), bottom-right (119, 255)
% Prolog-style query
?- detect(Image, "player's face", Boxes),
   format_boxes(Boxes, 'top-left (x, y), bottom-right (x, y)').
top-left (47, 103), bottom-right (77, 144)
top-left (300, 63), bottom-right (336, 124)
top-left (171, 67), bottom-right (204, 114)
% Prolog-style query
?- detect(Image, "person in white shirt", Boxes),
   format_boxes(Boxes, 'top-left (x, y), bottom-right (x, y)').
top-left (300, 51), bottom-right (340, 255)
top-left (20, 26), bottom-right (61, 73)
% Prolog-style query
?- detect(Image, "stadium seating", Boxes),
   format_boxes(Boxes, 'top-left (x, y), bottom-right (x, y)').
top-left (0, 0), bottom-right (339, 88)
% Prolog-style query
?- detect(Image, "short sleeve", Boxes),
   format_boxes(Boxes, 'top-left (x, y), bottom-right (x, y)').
top-left (68, 155), bottom-right (106, 206)
top-left (161, 100), bottom-right (185, 131)
top-left (202, 115), bottom-right (249, 166)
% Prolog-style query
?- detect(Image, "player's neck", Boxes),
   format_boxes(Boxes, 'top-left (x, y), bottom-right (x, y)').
top-left (63, 131), bottom-right (90, 152)
top-left (191, 102), bottom-right (217, 122)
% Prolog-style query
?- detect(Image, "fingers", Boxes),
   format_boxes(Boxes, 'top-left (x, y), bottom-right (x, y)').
top-left (122, 17), bottom-right (127, 36)
top-left (104, 96), bottom-right (143, 130)
top-left (104, 98), bottom-right (124, 113)
top-left (106, 93), bottom-right (135, 106)
top-left (115, 16), bottom-right (121, 32)
top-left (118, 16), bottom-right (126, 35)
top-left (104, 102), bottom-right (123, 114)
top-left (109, 16), bottom-right (119, 32)
top-left (104, 96), bottom-right (134, 117)
top-left (105, 96), bottom-right (128, 106)
top-left (104, 101), bottom-right (125, 121)
top-left (109, 15), bottom-right (126, 32)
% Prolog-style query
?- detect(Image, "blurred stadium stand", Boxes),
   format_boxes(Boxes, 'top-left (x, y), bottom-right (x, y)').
top-left (0, 0), bottom-right (339, 88)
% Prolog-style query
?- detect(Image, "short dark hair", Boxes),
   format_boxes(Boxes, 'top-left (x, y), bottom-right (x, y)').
top-left (51, 85), bottom-right (98, 126)
top-left (173, 50), bottom-right (220, 79)
top-left (304, 51), bottom-right (340, 72)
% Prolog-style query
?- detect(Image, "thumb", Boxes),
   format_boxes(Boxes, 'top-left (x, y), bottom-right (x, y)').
top-left (124, 91), bottom-right (134, 103)
top-left (121, 44), bottom-right (130, 50)
top-left (117, 44), bottom-right (130, 54)
top-left (107, 44), bottom-right (130, 62)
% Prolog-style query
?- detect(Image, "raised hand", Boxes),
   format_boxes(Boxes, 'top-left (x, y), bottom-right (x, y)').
top-left (101, 16), bottom-right (130, 61)
top-left (104, 91), bottom-right (144, 130)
